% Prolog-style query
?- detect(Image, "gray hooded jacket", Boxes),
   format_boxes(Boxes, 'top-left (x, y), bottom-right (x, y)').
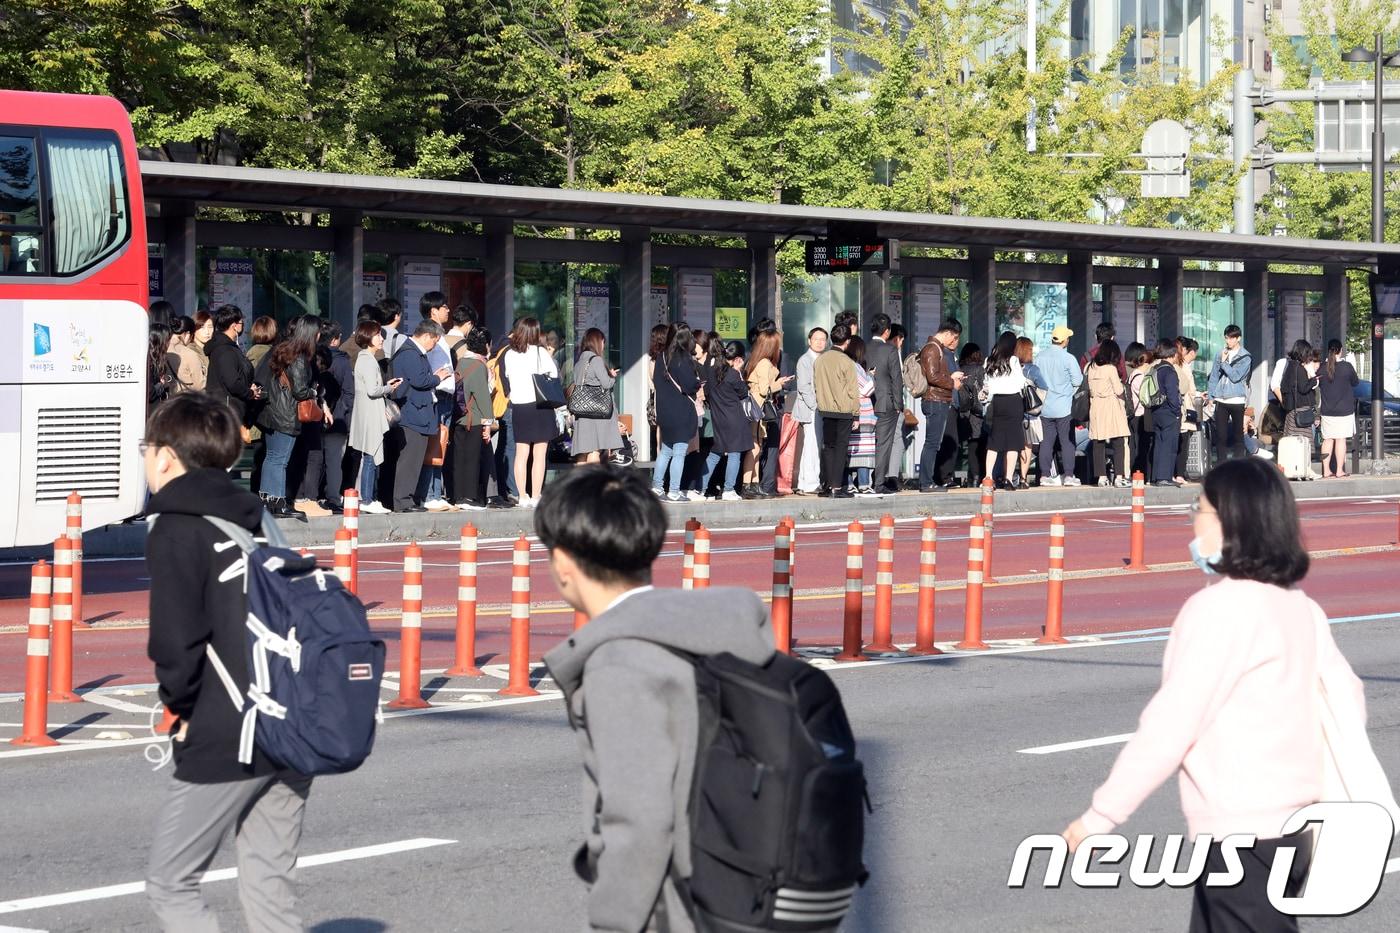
top-left (544, 587), bottom-right (775, 933)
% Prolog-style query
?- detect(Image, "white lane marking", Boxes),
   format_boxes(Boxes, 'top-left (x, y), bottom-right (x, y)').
top-left (78, 693), bottom-right (156, 716)
top-left (1388, 857), bottom-right (1400, 874)
top-left (1018, 733), bottom-right (1135, 755)
top-left (0, 837), bottom-right (456, 915)
top-left (0, 925), bottom-right (49, 932)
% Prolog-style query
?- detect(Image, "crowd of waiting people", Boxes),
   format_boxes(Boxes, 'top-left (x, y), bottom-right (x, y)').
top-left (144, 294), bottom-right (1362, 514)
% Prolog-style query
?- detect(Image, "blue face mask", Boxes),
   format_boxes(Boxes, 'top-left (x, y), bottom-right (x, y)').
top-left (1189, 537), bottom-right (1221, 576)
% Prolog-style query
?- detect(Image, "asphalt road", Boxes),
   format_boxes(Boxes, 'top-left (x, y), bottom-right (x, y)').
top-left (2, 613), bottom-right (1397, 932)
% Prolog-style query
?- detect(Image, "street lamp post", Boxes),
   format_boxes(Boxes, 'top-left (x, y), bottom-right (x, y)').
top-left (1343, 34), bottom-right (1400, 473)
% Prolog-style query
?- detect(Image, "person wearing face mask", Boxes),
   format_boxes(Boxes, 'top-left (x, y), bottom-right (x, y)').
top-left (1062, 457), bottom-right (1373, 932)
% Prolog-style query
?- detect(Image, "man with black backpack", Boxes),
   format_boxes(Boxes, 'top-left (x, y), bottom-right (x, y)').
top-left (540, 465), bottom-right (867, 932)
top-left (142, 394), bottom-right (314, 932)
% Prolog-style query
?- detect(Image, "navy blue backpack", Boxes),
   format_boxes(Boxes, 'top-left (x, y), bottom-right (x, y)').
top-left (204, 514), bottom-right (385, 776)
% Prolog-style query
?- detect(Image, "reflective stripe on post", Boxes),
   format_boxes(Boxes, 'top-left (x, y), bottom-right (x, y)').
top-left (682, 518), bottom-right (699, 590)
top-left (499, 536), bottom-right (540, 697)
top-left (835, 522), bottom-right (867, 662)
top-left (342, 488), bottom-right (360, 594)
top-left (66, 492), bottom-right (86, 629)
top-left (12, 560), bottom-right (56, 747)
top-left (48, 537), bottom-right (80, 703)
top-left (1037, 514), bottom-right (1069, 645)
top-left (1127, 472), bottom-right (1147, 571)
top-left (447, 524), bottom-right (483, 677)
top-left (771, 523), bottom-right (793, 655)
top-left (955, 516), bottom-right (989, 650)
top-left (979, 478), bottom-right (996, 583)
top-left (866, 515), bottom-right (898, 653)
top-left (387, 543), bottom-right (430, 709)
top-left (691, 528), bottom-right (711, 589)
top-left (910, 518), bottom-right (942, 656)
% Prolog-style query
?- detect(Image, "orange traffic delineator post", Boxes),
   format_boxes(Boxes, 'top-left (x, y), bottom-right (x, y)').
top-left (499, 536), bottom-right (540, 697)
top-left (1037, 514), bottom-right (1069, 645)
top-left (333, 529), bottom-right (353, 587)
top-left (573, 610), bottom-right (589, 630)
top-left (770, 522), bottom-right (793, 655)
top-left (12, 560), bottom-right (56, 747)
top-left (387, 543), bottom-right (430, 710)
top-left (979, 478), bottom-right (996, 583)
top-left (910, 518), bottom-right (942, 656)
top-left (1127, 472), bottom-right (1148, 571)
top-left (342, 488), bottom-right (360, 594)
top-left (66, 492), bottom-right (87, 629)
top-left (682, 518), bottom-right (699, 590)
top-left (446, 524), bottom-right (483, 677)
top-left (835, 522), bottom-right (867, 662)
top-left (49, 536), bottom-right (80, 703)
top-left (154, 706), bottom-right (179, 736)
top-left (692, 527), bottom-right (712, 589)
top-left (866, 515), bottom-right (898, 653)
top-left (955, 515), bottom-right (989, 650)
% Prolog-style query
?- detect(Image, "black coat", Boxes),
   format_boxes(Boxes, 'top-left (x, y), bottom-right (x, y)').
top-left (205, 331), bottom-right (256, 421)
top-left (146, 469), bottom-right (279, 783)
top-left (325, 346), bottom-right (354, 433)
top-left (708, 366), bottom-right (754, 454)
top-left (253, 354), bottom-right (315, 436)
top-left (653, 352), bottom-right (701, 445)
top-left (1281, 360), bottom-right (1320, 413)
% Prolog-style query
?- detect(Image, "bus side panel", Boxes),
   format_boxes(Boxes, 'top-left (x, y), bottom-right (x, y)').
top-left (8, 299), bottom-right (146, 547)
top-left (0, 386), bottom-right (19, 548)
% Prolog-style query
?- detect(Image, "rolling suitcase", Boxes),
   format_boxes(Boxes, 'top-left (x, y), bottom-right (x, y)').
top-left (1277, 435), bottom-right (1311, 480)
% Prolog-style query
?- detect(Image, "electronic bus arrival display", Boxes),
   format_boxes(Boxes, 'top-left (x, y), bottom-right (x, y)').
top-left (804, 239), bottom-right (890, 274)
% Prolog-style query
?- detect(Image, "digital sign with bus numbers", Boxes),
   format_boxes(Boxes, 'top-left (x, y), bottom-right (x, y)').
top-left (804, 239), bottom-right (890, 274)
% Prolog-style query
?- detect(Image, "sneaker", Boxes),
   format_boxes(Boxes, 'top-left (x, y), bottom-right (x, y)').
top-left (487, 497), bottom-right (513, 510)
top-left (855, 486), bottom-right (881, 498)
top-left (830, 488), bottom-right (855, 499)
top-left (1041, 475), bottom-right (1063, 487)
top-left (518, 496), bottom-right (537, 509)
top-left (652, 487), bottom-right (666, 498)
top-left (1254, 449), bottom-right (1275, 461)
top-left (1097, 477), bottom-right (1110, 487)
top-left (455, 500), bottom-right (487, 511)
top-left (1114, 477), bottom-right (1132, 488)
top-left (685, 490), bottom-right (705, 502)
top-left (666, 493), bottom-right (688, 503)
top-left (424, 499), bottom-right (451, 512)
top-left (361, 501), bottom-right (390, 515)
top-left (1062, 476), bottom-right (1082, 487)
top-left (720, 489), bottom-right (742, 501)
top-left (295, 498), bottom-right (331, 518)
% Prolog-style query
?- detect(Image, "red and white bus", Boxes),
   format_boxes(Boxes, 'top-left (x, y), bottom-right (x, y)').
top-left (0, 92), bottom-right (147, 547)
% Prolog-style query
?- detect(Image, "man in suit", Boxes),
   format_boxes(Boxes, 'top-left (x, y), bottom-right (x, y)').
top-left (865, 313), bottom-right (904, 494)
top-left (386, 320), bottom-right (452, 513)
top-left (540, 465), bottom-right (774, 933)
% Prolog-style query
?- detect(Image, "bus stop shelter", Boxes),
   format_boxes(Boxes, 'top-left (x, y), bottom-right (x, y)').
top-left (140, 161), bottom-right (1400, 459)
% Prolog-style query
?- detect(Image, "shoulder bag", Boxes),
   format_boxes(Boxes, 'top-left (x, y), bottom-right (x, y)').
top-left (567, 352), bottom-right (614, 419)
top-left (531, 347), bottom-right (566, 409)
top-left (665, 359), bottom-right (704, 423)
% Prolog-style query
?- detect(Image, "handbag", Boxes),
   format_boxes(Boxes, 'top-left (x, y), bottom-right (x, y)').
top-left (741, 395), bottom-right (762, 423)
top-left (384, 398), bottom-right (401, 428)
top-left (1293, 407), bottom-right (1316, 429)
top-left (1070, 380), bottom-right (1090, 422)
top-left (761, 397), bottom-right (781, 422)
top-left (567, 354), bottom-right (614, 419)
top-left (1020, 383), bottom-right (1043, 417)
top-left (531, 347), bottom-right (566, 408)
top-left (296, 398), bottom-right (321, 424)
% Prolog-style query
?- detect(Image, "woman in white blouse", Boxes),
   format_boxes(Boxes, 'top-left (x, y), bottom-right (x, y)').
top-left (501, 317), bottom-right (560, 508)
top-left (982, 330), bottom-right (1027, 489)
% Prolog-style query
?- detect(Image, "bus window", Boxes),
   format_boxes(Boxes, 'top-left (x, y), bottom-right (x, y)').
top-left (46, 132), bottom-right (129, 276)
top-left (0, 134), bottom-right (44, 275)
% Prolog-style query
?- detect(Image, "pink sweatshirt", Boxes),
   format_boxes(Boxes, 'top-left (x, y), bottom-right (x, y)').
top-left (1080, 578), bottom-right (1366, 840)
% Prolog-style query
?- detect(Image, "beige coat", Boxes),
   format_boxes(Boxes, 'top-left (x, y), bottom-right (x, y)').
top-left (170, 341), bottom-right (207, 392)
top-left (1175, 361), bottom-right (1198, 431)
top-left (1086, 363), bottom-right (1130, 440)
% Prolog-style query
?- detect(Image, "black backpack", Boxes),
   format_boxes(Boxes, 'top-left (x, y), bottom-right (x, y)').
top-left (663, 647), bottom-right (869, 931)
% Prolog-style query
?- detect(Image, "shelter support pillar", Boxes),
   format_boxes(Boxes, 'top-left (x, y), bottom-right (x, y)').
top-left (1066, 251), bottom-right (1093, 358)
top-left (161, 202), bottom-right (197, 316)
top-left (1157, 257), bottom-right (1184, 343)
top-left (1324, 264), bottom-right (1350, 346)
top-left (621, 226), bottom-right (654, 462)
top-left (859, 271), bottom-right (887, 336)
top-left (1243, 261), bottom-right (1271, 409)
top-left (331, 212), bottom-right (364, 337)
top-left (968, 248), bottom-right (996, 350)
top-left (748, 234), bottom-right (778, 329)
top-left (484, 218), bottom-right (515, 338)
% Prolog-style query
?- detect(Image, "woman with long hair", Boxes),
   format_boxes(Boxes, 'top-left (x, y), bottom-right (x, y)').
top-left (651, 323), bottom-right (701, 500)
top-left (1318, 339), bottom-right (1359, 478)
top-left (682, 331), bottom-right (720, 499)
top-left (501, 316), bottom-right (560, 507)
top-left (253, 317), bottom-right (319, 517)
top-left (147, 323), bottom-right (176, 411)
top-left (169, 315), bottom-right (207, 393)
top-left (701, 340), bottom-right (752, 500)
top-left (1064, 457), bottom-right (1370, 932)
top-left (570, 328), bottom-right (622, 464)
top-left (982, 331), bottom-right (1026, 490)
top-left (742, 329), bottom-right (791, 498)
top-left (1087, 339), bottom-right (1132, 486)
top-left (1124, 342), bottom-right (1154, 478)
top-left (1173, 337), bottom-right (1201, 484)
top-left (1013, 337), bottom-right (1039, 488)
top-left (646, 323), bottom-right (673, 456)
top-left (843, 336), bottom-right (878, 494)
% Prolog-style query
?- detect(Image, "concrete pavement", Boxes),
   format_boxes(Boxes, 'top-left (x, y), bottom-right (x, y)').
top-left (2, 614), bottom-right (1397, 931)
